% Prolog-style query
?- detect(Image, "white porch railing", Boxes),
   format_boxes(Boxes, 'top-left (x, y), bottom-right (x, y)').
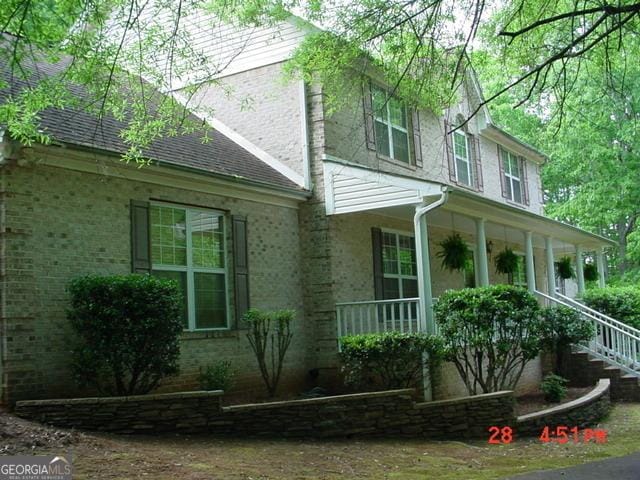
top-left (336, 298), bottom-right (422, 337)
top-left (536, 290), bottom-right (640, 377)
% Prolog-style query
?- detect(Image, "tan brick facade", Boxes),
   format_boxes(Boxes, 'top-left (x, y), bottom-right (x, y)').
top-left (0, 148), bottom-right (311, 403)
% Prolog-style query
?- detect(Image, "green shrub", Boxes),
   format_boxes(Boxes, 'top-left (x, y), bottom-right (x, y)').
top-left (245, 308), bottom-right (295, 397)
top-left (67, 274), bottom-right (183, 396)
top-left (539, 306), bottom-right (595, 373)
top-left (541, 374), bottom-right (569, 403)
top-left (199, 360), bottom-right (235, 391)
top-left (434, 285), bottom-right (542, 395)
top-left (339, 332), bottom-right (443, 390)
top-left (582, 287), bottom-right (640, 329)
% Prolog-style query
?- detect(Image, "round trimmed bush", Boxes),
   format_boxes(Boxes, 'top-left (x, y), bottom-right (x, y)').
top-left (67, 274), bottom-right (184, 396)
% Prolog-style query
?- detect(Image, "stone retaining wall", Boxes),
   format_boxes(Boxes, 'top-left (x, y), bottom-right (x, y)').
top-left (516, 379), bottom-right (611, 437)
top-left (16, 389), bottom-right (515, 438)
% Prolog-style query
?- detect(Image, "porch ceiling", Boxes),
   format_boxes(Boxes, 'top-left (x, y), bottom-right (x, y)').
top-left (323, 158), bottom-right (615, 252)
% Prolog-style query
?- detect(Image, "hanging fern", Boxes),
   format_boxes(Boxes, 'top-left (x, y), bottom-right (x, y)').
top-left (584, 263), bottom-right (598, 282)
top-left (437, 233), bottom-right (470, 272)
top-left (495, 247), bottom-right (519, 275)
top-left (557, 256), bottom-right (575, 279)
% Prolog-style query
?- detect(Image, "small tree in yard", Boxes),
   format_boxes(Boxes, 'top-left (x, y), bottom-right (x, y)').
top-left (538, 306), bottom-right (595, 374)
top-left (244, 309), bottom-right (295, 397)
top-left (434, 285), bottom-right (543, 395)
top-left (68, 274), bottom-right (183, 396)
top-left (339, 332), bottom-right (443, 391)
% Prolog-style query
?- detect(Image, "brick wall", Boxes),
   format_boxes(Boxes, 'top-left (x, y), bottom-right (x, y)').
top-left (15, 388), bottom-right (516, 439)
top-left (193, 63), bottom-right (305, 179)
top-left (0, 149), bottom-right (311, 403)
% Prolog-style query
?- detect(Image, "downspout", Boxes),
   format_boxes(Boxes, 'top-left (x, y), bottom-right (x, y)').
top-left (414, 187), bottom-right (449, 334)
top-left (299, 80), bottom-right (312, 191)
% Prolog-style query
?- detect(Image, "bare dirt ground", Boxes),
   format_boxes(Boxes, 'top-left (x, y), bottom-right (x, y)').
top-left (1, 404), bottom-right (639, 480)
top-left (516, 387), bottom-right (594, 415)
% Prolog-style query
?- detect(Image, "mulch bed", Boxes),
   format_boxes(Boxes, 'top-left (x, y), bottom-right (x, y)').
top-left (516, 387), bottom-right (593, 416)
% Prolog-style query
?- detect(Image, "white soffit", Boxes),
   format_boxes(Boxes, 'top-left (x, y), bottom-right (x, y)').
top-left (323, 158), bottom-right (443, 215)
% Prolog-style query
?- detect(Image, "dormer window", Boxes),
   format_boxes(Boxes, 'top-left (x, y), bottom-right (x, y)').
top-left (499, 147), bottom-right (529, 205)
top-left (445, 116), bottom-right (483, 191)
top-left (453, 130), bottom-right (473, 187)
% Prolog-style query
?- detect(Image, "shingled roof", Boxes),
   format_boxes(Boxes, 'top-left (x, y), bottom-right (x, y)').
top-left (0, 37), bottom-right (302, 192)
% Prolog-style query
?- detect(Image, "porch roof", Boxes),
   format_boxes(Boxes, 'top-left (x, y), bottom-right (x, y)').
top-left (323, 158), bottom-right (615, 251)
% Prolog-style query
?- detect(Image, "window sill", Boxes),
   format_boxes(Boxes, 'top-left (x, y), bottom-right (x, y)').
top-left (376, 154), bottom-right (417, 171)
top-left (450, 180), bottom-right (482, 193)
top-left (505, 199), bottom-right (528, 210)
top-left (180, 329), bottom-right (240, 340)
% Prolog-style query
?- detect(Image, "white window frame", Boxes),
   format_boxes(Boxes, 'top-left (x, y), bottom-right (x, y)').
top-left (150, 202), bottom-right (230, 331)
top-left (381, 228), bottom-right (418, 299)
top-left (372, 86), bottom-right (411, 164)
top-left (453, 130), bottom-right (474, 187)
top-left (502, 148), bottom-right (523, 203)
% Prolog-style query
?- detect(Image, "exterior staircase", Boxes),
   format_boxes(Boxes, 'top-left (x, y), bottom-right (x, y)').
top-left (536, 290), bottom-right (640, 401)
top-left (561, 350), bottom-right (640, 401)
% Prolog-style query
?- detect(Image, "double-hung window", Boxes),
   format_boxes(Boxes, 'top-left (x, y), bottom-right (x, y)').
top-left (381, 231), bottom-right (418, 299)
top-left (371, 86), bottom-right (411, 164)
top-left (501, 148), bottom-right (523, 204)
top-left (453, 130), bottom-right (473, 187)
top-left (512, 254), bottom-right (527, 287)
top-left (150, 204), bottom-right (228, 331)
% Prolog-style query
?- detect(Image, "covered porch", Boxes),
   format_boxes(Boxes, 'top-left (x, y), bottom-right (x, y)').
top-left (323, 160), bottom-right (615, 338)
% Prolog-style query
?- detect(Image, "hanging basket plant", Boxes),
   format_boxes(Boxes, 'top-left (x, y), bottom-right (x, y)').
top-left (495, 247), bottom-right (519, 275)
top-left (557, 256), bottom-right (575, 279)
top-left (437, 233), bottom-right (471, 272)
top-left (584, 263), bottom-right (598, 282)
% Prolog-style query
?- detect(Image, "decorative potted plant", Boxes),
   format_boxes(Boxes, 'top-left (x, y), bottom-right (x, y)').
top-left (584, 263), bottom-right (598, 282)
top-left (557, 256), bottom-right (575, 279)
top-left (437, 233), bottom-right (471, 272)
top-left (495, 247), bottom-right (519, 275)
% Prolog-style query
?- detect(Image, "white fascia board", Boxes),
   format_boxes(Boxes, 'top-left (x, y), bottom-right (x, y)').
top-left (171, 92), bottom-right (306, 188)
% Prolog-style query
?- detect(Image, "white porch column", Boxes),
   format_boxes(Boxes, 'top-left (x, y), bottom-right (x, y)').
top-left (575, 245), bottom-right (585, 296)
top-left (415, 207), bottom-right (434, 334)
top-left (545, 236), bottom-right (556, 297)
top-left (475, 218), bottom-right (490, 287)
top-left (596, 247), bottom-right (607, 288)
top-left (524, 231), bottom-right (536, 293)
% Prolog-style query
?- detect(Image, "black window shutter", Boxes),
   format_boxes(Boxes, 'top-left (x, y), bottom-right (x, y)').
top-left (520, 157), bottom-right (530, 205)
top-left (473, 136), bottom-right (484, 192)
top-left (371, 227), bottom-right (384, 300)
top-left (498, 146), bottom-right (508, 198)
top-left (130, 200), bottom-right (151, 274)
top-left (412, 109), bottom-right (423, 167)
top-left (232, 215), bottom-right (250, 325)
top-left (444, 120), bottom-right (456, 183)
top-left (363, 81), bottom-right (376, 151)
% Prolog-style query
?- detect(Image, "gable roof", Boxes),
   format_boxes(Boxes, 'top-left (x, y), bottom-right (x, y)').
top-left (0, 36), bottom-right (303, 193)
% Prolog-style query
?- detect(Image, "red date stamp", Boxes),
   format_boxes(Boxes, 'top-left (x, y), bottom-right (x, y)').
top-left (539, 426), bottom-right (608, 444)
top-left (487, 425), bottom-right (608, 444)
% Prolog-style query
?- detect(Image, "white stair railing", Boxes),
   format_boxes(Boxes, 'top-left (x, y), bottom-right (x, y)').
top-left (536, 291), bottom-right (640, 377)
top-left (335, 298), bottom-right (421, 338)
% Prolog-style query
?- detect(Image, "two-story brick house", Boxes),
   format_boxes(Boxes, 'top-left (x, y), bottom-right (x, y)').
top-left (0, 16), bottom-right (616, 404)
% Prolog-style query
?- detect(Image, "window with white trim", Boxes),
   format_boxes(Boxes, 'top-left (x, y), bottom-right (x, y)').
top-left (501, 148), bottom-right (523, 203)
top-left (150, 204), bottom-right (228, 330)
top-left (453, 130), bottom-right (474, 187)
top-left (372, 86), bottom-right (411, 163)
top-left (381, 231), bottom-right (418, 299)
